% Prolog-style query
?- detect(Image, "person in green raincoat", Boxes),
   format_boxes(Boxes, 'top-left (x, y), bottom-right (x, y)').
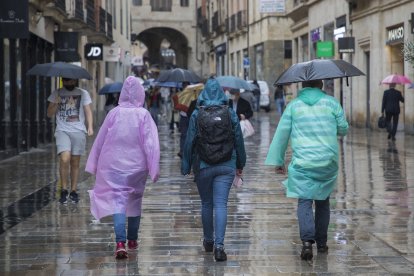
top-left (265, 79), bottom-right (348, 261)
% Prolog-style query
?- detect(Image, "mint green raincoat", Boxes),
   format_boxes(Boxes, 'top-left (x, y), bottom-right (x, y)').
top-left (265, 87), bottom-right (348, 200)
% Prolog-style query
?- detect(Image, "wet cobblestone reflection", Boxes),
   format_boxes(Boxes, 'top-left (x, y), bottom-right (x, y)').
top-left (0, 111), bottom-right (413, 274)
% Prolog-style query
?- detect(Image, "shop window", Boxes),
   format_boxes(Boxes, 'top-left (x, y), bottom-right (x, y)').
top-left (150, 0), bottom-right (172, 11)
top-left (255, 44), bottom-right (264, 80)
top-left (284, 40), bottom-right (292, 59)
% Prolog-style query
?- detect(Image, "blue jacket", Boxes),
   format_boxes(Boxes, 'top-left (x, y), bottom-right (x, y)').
top-left (181, 78), bottom-right (246, 175)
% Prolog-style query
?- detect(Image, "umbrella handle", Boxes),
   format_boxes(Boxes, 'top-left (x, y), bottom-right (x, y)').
top-left (346, 77), bottom-right (349, 87)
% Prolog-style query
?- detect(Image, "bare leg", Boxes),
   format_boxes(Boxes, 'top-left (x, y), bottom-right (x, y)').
top-left (59, 151), bottom-right (71, 190)
top-left (70, 155), bottom-right (81, 191)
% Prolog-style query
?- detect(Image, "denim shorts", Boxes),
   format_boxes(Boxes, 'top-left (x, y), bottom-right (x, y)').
top-left (55, 131), bottom-right (86, 155)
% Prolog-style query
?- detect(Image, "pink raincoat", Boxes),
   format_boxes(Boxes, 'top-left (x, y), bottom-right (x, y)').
top-left (86, 76), bottom-right (160, 220)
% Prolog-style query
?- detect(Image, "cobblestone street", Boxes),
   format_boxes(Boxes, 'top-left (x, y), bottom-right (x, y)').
top-left (1, 110), bottom-right (413, 275)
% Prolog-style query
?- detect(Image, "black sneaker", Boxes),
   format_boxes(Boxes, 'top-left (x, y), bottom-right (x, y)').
top-left (69, 191), bottom-right (79, 203)
top-left (203, 240), bottom-right (214, 252)
top-left (317, 244), bottom-right (329, 253)
top-left (214, 247), bottom-right (227, 262)
top-left (59, 189), bottom-right (68, 204)
top-left (300, 241), bottom-right (313, 260)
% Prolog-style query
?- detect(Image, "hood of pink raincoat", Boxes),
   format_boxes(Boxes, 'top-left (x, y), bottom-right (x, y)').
top-left (118, 76), bottom-right (145, 108)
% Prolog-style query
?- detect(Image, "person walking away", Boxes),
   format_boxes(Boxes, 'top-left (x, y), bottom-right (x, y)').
top-left (381, 83), bottom-right (404, 141)
top-left (239, 89), bottom-right (255, 111)
top-left (265, 79), bottom-right (348, 260)
top-left (47, 78), bottom-right (93, 204)
top-left (148, 86), bottom-right (162, 126)
top-left (104, 93), bottom-right (119, 114)
top-left (274, 85), bottom-right (285, 116)
top-left (85, 76), bottom-right (160, 259)
top-left (252, 80), bottom-right (261, 112)
top-left (228, 89), bottom-right (253, 121)
top-left (178, 82), bottom-right (190, 158)
top-left (181, 78), bottom-right (246, 262)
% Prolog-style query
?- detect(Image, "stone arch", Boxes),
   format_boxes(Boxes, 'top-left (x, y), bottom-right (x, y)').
top-left (136, 27), bottom-right (189, 69)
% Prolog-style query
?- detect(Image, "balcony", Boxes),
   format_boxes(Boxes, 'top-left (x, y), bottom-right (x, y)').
top-left (287, 0), bottom-right (309, 22)
top-left (86, 8), bottom-right (113, 45)
top-left (230, 14), bottom-right (236, 33)
top-left (43, 0), bottom-right (67, 25)
top-left (237, 10), bottom-right (247, 30)
top-left (63, 0), bottom-right (87, 30)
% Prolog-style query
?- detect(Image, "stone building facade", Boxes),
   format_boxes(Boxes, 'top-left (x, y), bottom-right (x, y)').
top-left (288, 0), bottom-right (414, 133)
top-left (0, 0), bottom-right (131, 159)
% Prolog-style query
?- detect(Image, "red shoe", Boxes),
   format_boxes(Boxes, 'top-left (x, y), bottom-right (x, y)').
top-left (115, 242), bottom-right (128, 259)
top-left (127, 240), bottom-right (138, 250)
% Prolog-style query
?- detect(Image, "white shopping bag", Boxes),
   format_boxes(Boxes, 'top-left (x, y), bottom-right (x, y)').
top-left (240, 119), bottom-right (255, 138)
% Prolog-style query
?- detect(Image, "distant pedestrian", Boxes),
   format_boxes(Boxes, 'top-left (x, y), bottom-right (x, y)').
top-left (47, 77), bottom-right (94, 204)
top-left (148, 86), bottom-right (162, 126)
top-left (85, 76), bottom-right (160, 259)
top-left (228, 89), bottom-right (253, 121)
top-left (181, 78), bottom-right (246, 262)
top-left (265, 79), bottom-right (348, 261)
top-left (381, 83), bottom-right (404, 141)
top-left (104, 93), bottom-right (119, 114)
top-left (252, 79), bottom-right (261, 111)
top-left (274, 85), bottom-right (285, 116)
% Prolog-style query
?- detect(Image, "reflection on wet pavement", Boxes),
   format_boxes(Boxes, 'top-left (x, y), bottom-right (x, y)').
top-left (0, 111), bottom-right (413, 274)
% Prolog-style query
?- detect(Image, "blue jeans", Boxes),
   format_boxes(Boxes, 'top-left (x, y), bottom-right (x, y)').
top-left (113, 214), bottom-right (141, 242)
top-left (196, 166), bottom-right (235, 249)
top-left (275, 98), bottom-right (285, 116)
top-left (297, 197), bottom-right (330, 245)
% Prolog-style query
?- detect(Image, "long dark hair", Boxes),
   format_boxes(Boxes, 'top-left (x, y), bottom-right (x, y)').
top-left (105, 93), bottom-right (119, 106)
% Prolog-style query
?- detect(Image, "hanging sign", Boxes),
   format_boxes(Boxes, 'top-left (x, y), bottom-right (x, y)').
top-left (0, 1), bottom-right (29, 38)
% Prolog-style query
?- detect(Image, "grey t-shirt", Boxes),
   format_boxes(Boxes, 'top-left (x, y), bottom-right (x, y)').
top-left (48, 87), bottom-right (92, 133)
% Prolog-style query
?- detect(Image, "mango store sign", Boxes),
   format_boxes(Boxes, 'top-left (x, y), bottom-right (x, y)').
top-left (386, 25), bottom-right (404, 44)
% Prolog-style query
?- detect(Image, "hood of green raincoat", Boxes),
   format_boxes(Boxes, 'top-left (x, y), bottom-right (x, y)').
top-left (197, 78), bottom-right (228, 107)
top-left (298, 87), bottom-right (325, 106)
top-left (118, 76), bottom-right (145, 108)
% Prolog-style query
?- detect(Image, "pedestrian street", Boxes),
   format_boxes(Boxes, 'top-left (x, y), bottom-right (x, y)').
top-left (0, 110), bottom-right (413, 275)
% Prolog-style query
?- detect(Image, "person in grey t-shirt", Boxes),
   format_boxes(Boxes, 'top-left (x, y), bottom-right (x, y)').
top-left (47, 78), bottom-right (94, 204)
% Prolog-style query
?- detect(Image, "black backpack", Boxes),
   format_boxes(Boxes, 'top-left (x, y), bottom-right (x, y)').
top-left (195, 105), bottom-right (234, 164)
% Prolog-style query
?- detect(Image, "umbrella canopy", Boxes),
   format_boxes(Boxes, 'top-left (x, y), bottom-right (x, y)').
top-left (154, 81), bottom-right (182, 88)
top-left (99, 82), bottom-right (123, 95)
top-left (381, 74), bottom-right (411, 84)
top-left (216, 76), bottom-right (252, 91)
top-left (156, 68), bottom-right (201, 83)
top-left (274, 59), bottom-right (365, 85)
top-left (26, 62), bottom-right (92, 80)
top-left (172, 83), bottom-right (204, 112)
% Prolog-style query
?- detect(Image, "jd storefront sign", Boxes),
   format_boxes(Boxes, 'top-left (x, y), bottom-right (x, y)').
top-left (0, 0), bottom-right (29, 38)
top-left (85, 43), bottom-right (103, 60)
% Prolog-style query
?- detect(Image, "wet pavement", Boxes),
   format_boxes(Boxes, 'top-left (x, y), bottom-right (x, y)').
top-left (0, 110), bottom-right (413, 275)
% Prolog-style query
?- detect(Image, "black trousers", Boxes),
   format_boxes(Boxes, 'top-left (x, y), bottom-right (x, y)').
top-left (385, 112), bottom-right (399, 137)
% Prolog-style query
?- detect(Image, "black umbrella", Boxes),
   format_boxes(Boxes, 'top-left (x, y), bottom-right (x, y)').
top-left (26, 62), bottom-right (92, 80)
top-left (274, 59), bottom-right (365, 85)
top-left (156, 68), bottom-right (201, 83)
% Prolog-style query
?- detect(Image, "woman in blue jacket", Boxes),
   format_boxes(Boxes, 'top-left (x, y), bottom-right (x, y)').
top-left (181, 78), bottom-right (246, 262)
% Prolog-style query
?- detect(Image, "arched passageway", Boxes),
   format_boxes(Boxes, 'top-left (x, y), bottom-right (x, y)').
top-left (136, 27), bottom-right (189, 69)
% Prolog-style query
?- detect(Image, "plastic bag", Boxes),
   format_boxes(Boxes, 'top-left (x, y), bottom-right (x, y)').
top-left (240, 119), bottom-right (255, 138)
top-left (232, 174), bottom-right (243, 188)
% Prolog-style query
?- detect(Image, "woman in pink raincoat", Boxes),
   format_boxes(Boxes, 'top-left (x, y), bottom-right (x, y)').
top-left (86, 76), bottom-right (160, 259)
